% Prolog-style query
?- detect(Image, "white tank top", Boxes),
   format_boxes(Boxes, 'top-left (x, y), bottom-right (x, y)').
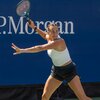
top-left (47, 48), bottom-right (71, 66)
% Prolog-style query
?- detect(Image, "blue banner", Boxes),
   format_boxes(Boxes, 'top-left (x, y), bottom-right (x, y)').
top-left (0, 0), bottom-right (100, 85)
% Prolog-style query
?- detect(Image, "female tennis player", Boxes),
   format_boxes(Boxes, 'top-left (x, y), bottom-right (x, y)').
top-left (11, 20), bottom-right (92, 100)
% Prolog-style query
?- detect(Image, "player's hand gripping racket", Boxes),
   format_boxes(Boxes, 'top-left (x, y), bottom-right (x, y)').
top-left (16, 0), bottom-right (31, 21)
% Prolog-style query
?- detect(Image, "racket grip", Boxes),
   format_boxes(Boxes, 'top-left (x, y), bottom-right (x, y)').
top-left (25, 16), bottom-right (31, 24)
top-left (25, 17), bottom-right (30, 21)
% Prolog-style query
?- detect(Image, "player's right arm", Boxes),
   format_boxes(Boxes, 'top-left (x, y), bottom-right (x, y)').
top-left (28, 20), bottom-right (47, 40)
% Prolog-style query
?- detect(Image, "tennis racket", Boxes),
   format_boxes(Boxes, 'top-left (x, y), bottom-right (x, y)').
top-left (16, 0), bottom-right (31, 21)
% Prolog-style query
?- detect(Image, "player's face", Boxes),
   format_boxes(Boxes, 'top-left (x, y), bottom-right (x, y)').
top-left (47, 24), bottom-right (59, 39)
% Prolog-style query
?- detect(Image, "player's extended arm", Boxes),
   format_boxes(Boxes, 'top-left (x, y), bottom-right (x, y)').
top-left (11, 40), bottom-right (62, 55)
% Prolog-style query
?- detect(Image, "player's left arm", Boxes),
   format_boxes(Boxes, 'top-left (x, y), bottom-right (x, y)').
top-left (11, 39), bottom-right (62, 55)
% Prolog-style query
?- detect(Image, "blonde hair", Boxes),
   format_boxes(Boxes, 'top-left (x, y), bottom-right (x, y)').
top-left (47, 23), bottom-right (59, 34)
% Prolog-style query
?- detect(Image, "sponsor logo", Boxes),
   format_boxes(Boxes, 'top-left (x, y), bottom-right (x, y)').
top-left (0, 16), bottom-right (75, 35)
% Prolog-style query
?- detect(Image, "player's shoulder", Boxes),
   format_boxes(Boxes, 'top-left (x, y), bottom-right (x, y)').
top-left (56, 37), bottom-right (65, 42)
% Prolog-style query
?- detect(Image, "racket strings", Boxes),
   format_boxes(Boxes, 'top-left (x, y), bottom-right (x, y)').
top-left (16, 0), bottom-right (30, 17)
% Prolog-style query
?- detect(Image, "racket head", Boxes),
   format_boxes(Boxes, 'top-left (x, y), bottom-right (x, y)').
top-left (16, 0), bottom-right (30, 17)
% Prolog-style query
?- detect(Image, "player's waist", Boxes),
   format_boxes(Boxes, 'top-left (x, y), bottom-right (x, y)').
top-left (61, 60), bottom-right (72, 67)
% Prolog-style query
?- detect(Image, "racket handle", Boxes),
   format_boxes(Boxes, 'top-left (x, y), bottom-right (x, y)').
top-left (25, 17), bottom-right (30, 21)
top-left (27, 19), bottom-right (31, 24)
top-left (25, 16), bottom-right (31, 25)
